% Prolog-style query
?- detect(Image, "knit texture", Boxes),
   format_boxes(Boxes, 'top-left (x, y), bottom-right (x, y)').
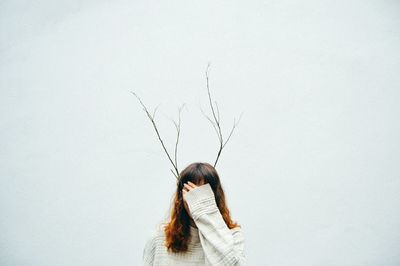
top-left (143, 183), bottom-right (247, 266)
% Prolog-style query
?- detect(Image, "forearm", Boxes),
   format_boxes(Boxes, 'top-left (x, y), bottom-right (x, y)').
top-left (195, 210), bottom-right (246, 265)
top-left (185, 184), bottom-right (247, 266)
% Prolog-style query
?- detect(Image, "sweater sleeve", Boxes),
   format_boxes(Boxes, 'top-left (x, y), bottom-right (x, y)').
top-left (184, 183), bottom-right (247, 266)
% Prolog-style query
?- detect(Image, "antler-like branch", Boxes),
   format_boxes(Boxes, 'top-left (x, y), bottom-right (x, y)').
top-left (201, 63), bottom-right (243, 167)
top-left (130, 91), bottom-right (181, 179)
top-left (169, 103), bottom-right (186, 174)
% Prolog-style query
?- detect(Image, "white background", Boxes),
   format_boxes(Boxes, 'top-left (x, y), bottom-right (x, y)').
top-left (1, 0), bottom-right (399, 265)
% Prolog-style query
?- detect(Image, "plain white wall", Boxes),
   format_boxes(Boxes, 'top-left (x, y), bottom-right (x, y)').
top-left (1, 0), bottom-right (399, 265)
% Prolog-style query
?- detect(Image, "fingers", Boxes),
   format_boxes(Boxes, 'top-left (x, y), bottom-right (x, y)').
top-left (182, 181), bottom-right (198, 194)
top-left (182, 183), bottom-right (191, 194)
top-left (183, 183), bottom-right (192, 192)
top-left (187, 181), bottom-right (197, 188)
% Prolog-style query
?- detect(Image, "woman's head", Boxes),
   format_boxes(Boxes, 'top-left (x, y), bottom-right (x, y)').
top-left (164, 162), bottom-right (240, 253)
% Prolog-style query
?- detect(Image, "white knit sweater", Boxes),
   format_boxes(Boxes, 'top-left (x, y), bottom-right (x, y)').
top-left (143, 183), bottom-right (247, 266)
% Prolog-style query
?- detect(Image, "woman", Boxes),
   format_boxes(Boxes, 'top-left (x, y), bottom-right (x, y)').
top-left (143, 162), bottom-right (247, 265)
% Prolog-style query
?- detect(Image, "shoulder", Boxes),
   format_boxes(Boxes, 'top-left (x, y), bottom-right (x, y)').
top-left (143, 223), bottom-right (166, 263)
top-left (143, 233), bottom-right (157, 254)
top-left (143, 223), bottom-right (165, 252)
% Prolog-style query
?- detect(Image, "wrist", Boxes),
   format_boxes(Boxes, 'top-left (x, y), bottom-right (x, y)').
top-left (184, 183), bottom-right (219, 220)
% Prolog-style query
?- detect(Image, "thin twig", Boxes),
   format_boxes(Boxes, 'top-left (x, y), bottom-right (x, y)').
top-left (202, 63), bottom-right (243, 167)
top-left (171, 103), bottom-right (186, 173)
top-left (199, 104), bottom-right (220, 138)
top-left (130, 91), bottom-right (180, 179)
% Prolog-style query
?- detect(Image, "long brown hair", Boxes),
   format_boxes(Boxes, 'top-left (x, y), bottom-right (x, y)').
top-left (163, 162), bottom-right (240, 253)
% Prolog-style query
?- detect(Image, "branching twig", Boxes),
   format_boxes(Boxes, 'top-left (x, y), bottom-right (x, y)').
top-left (130, 91), bottom-right (181, 179)
top-left (200, 62), bottom-right (243, 167)
top-left (131, 64), bottom-right (242, 177)
top-left (170, 103), bottom-right (186, 174)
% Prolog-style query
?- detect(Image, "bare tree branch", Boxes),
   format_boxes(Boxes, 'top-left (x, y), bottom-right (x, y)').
top-left (199, 104), bottom-right (220, 139)
top-left (153, 103), bottom-right (161, 120)
top-left (170, 103), bottom-right (186, 173)
top-left (202, 63), bottom-right (243, 167)
top-left (131, 64), bottom-right (242, 177)
top-left (130, 91), bottom-right (180, 179)
top-left (214, 101), bottom-right (220, 122)
top-left (222, 111), bottom-right (244, 149)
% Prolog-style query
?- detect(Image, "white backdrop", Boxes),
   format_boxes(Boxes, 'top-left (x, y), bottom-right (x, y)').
top-left (1, 0), bottom-right (399, 265)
